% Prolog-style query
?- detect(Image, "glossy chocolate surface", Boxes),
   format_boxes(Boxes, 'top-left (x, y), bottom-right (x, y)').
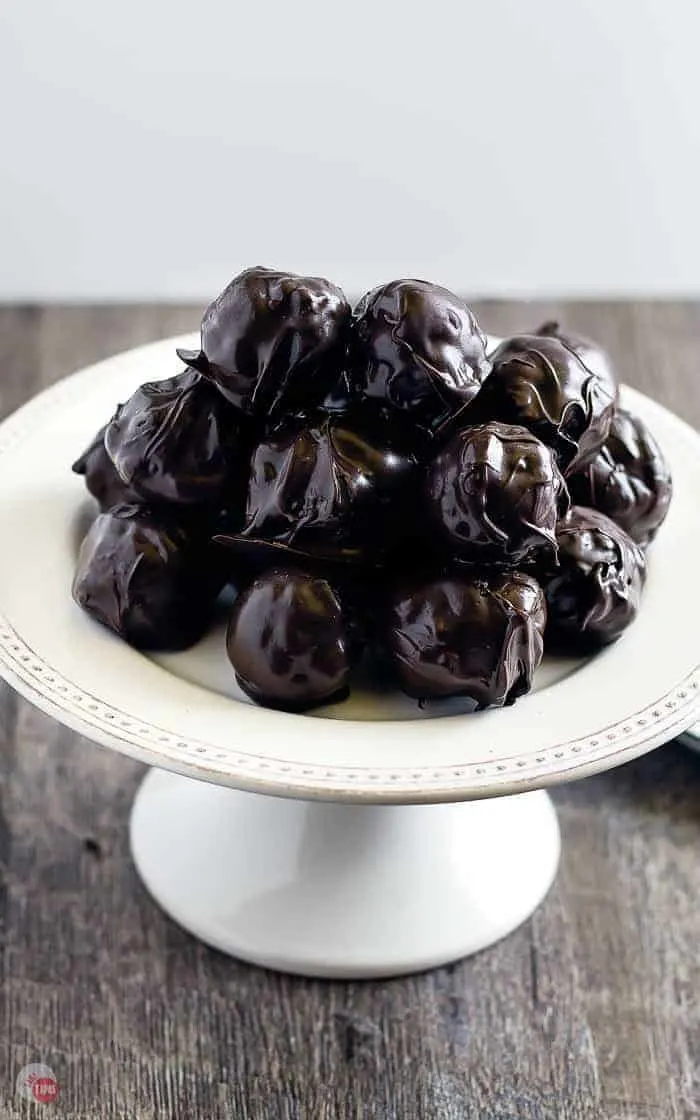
top-left (534, 320), bottom-right (619, 391)
top-left (178, 267), bottom-right (350, 419)
top-left (105, 369), bottom-right (250, 509)
top-left (226, 568), bottom-right (351, 711)
top-left (544, 506), bottom-right (646, 648)
top-left (472, 334), bottom-right (616, 475)
top-left (567, 408), bottom-right (672, 547)
top-left (386, 571), bottom-right (546, 708)
top-left (425, 422), bottom-right (569, 566)
top-left (228, 414), bottom-right (419, 564)
top-left (72, 505), bottom-right (226, 650)
top-left (69, 274), bottom-right (667, 714)
top-left (347, 279), bottom-right (491, 433)
top-left (72, 425), bottom-right (141, 510)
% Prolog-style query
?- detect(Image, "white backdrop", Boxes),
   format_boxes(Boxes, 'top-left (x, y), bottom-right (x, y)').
top-left (1, 0), bottom-right (699, 300)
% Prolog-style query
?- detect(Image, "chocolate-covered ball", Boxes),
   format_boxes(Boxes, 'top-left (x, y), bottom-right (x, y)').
top-left (226, 568), bottom-right (351, 711)
top-left (222, 414), bottom-right (419, 564)
top-left (386, 571), bottom-right (546, 708)
top-left (72, 505), bottom-right (226, 650)
top-left (534, 320), bottom-right (619, 390)
top-left (472, 334), bottom-right (616, 474)
top-left (178, 267), bottom-right (350, 419)
top-left (544, 506), bottom-right (646, 649)
top-left (567, 408), bottom-right (672, 547)
top-left (347, 279), bottom-right (491, 434)
top-left (72, 425), bottom-right (141, 510)
top-left (425, 422), bottom-right (569, 567)
top-left (104, 369), bottom-right (250, 510)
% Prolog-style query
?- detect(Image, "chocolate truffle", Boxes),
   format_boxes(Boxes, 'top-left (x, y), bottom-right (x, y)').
top-left (104, 369), bottom-right (250, 509)
top-left (567, 408), bottom-right (672, 547)
top-left (226, 568), bottom-right (351, 711)
top-left (72, 425), bottom-right (141, 510)
top-left (472, 334), bottom-right (616, 474)
top-left (178, 267), bottom-right (350, 419)
top-left (534, 320), bottom-right (619, 390)
top-left (544, 506), bottom-right (646, 648)
top-left (425, 422), bottom-right (569, 567)
top-left (347, 279), bottom-right (491, 434)
top-left (223, 414), bottom-right (419, 564)
top-left (385, 571), bottom-right (546, 708)
top-left (72, 505), bottom-right (226, 650)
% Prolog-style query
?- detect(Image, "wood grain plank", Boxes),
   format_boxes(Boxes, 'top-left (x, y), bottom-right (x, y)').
top-left (0, 302), bottom-right (698, 1119)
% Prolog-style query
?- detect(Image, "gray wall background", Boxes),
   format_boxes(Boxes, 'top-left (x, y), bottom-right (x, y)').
top-left (1, 0), bottom-right (698, 300)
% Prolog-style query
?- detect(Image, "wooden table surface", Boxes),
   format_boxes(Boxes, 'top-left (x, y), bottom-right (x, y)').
top-left (0, 302), bottom-right (699, 1120)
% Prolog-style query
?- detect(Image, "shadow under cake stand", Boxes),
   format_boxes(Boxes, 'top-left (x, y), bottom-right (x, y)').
top-left (0, 336), bottom-right (697, 979)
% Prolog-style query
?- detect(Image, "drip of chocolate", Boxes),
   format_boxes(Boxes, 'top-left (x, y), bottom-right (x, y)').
top-left (425, 422), bottom-right (569, 566)
top-left (385, 571), bottom-right (546, 708)
top-left (72, 424), bottom-right (141, 510)
top-left (226, 568), bottom-right (352, 711)
top-left (470, 334), bottom-right (616, 475)
top-left (347, 279), bottom-right (491, 433)
top-left (544, 506), bottom-right (646, 648)
top-left (177, 267), bottom-right (350, 419)
top-left (104, 368), bottom-right (250, 510)
top-left (72, 505), bottom-right (226, 650)
top-left (566, 408), bottom-right (672, 547)
top-left (218, 413), bottom-right (420, 565)
top-left (534, 320), bottom-right (619, 391)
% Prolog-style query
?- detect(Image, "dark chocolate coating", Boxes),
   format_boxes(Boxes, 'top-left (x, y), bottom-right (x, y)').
top-left (534, 320), bottom-right (619, 390)
top-left (386, 571), bottom-right (546, 708)
top-left (226, 568), bottom-right (351, 711)
top-left (472, 334), bottom-right (616, 475)
top-left (544, 506), bottom-right (646, 648)
top-left (347, 279), bottom-right (491, 433)
top-left (178, 267), bottom-right (350, 419)
top-left (425, 422), bottom-right (569, 566)
top-left (72, 425), bottom-right (141, 510)
top-left (227, 414), bottom-right (419, 564)
top-left (566, 408), bottom-right (672, 547)
top-left (72, 505), bottom-right (226, 650)
top-left (104, 369), bottom-right (250, 509)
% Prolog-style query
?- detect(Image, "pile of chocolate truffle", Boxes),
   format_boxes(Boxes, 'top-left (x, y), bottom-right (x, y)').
top-left (72, 269), bottom-right (672, 713)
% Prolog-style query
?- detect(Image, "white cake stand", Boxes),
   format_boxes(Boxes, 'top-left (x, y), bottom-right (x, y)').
top-left (0, 336), bottom-right (697, 978)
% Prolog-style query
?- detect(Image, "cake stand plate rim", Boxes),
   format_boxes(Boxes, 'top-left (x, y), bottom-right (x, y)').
top-left (0, 333), bottom-right (697, 805)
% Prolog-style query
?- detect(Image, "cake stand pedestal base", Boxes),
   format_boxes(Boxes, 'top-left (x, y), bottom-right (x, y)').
top-left (130, 768), bottom-right (561, 978)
